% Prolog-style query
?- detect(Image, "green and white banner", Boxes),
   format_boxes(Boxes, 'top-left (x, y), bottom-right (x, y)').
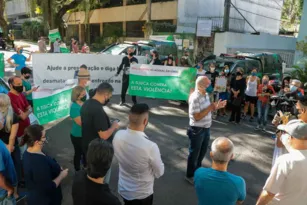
top-left (129, 64), bottom-right (196, 100)
top-left (48, 29), bottom-right (61, 43)
top-left (32, 87), bottom-right (73, 125)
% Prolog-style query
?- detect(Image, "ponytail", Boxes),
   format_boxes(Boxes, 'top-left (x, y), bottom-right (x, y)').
top-left (21, 125), bottom-right (44, 147)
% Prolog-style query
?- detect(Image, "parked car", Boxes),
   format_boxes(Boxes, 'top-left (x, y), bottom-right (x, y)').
top-left (101, 40), bottom-right (178, 64)
top-left (0, 77), bottom-right (38, 124)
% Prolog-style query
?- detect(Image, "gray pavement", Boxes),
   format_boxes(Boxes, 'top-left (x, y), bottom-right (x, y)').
top-left (44, 96), bottom-right (275, 205)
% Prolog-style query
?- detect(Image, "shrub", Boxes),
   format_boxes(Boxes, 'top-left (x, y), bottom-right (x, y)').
top-left (22, 20), bottom-right (45, 41)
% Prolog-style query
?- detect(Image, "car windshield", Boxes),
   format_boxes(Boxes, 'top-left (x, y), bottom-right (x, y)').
top-left (204, 60), bottom-right (235, 72)
top-left (103, 44), bottom-right (132, 55)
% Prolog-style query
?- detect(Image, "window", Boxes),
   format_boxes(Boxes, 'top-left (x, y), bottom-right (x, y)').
top-left (233, 61), bottom-right (246, 73)
top-left (103, 22), bottom-right (123, 37)
top-left (89, 24), bottom-right (100, 43)
top-left (126, 21), bottom-right (145, 38)
top-left (140, 45), bottom-right (153, 56)
top-left (246, 60), bottom-right (261, 73)
top-left (126, 0), bottom-right (146, 5)
top-left (102, 0), bottom-right (123, 8)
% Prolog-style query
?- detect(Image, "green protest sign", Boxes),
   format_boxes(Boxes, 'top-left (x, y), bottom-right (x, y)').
top-left (60, 47), bottom-right (70, 53)
top-left (48, 29), bottom-right (61, 43)
top-left (0, 53), bottom-right (4, 78)
top-left (33, 88), bottom-right (72, 125)
top-left (129, 65), bottom-right (197, 100)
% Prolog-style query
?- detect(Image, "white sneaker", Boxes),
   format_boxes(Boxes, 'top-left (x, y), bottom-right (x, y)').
top-left (255, 125), bottom-right (261, 130)
top-left (262, 128), bottom-right (267, 132)
top-left (185, 177), bottom-right (194, 185)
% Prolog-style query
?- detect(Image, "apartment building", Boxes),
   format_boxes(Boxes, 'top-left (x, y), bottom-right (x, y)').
top-left (6, 0), bottom-right (31, 28)
top-left (64, 0), bottom-right (178, 43)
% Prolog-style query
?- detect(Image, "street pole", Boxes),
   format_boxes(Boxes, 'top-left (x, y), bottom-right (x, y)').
top-left (223, 0), bottom-right (231, 31)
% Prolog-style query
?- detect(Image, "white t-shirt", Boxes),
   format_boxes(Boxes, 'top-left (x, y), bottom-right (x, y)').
top-left (264, 149), bottom-right (307, 205)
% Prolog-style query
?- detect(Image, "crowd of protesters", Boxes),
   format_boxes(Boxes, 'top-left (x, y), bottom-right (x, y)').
top-left (2, 41), bottom-right (307, 205)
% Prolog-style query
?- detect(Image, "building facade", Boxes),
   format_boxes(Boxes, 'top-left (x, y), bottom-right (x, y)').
top-left (64, 0), bottom-right (178, 43)
top-left (6, 0), bottom-right (30, 27)
top-left (177, 0), bottom-right (284, 35)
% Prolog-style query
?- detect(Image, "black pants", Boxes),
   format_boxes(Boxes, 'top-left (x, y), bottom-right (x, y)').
top-left (121, 74), bottom-right (136, 104)
top-left (27, 100), bottom-right (33, 108)
top-left (12, 40), bottom-right (14, 48)
top-left (229, 104), bottom-right (241, 123)
top-left (70, 135), bottom-right (85, 171)
top-left (123, 195), bottom-right (153, 205)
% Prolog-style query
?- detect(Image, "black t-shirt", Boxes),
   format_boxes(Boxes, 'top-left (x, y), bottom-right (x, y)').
top-left (72, 171), bottom-right (121, 205)
top-left (117, 56), bottom-right (138, 75)
top-left (230, 77), bottom-right (246, 97)
top-left (81, 99), bottom-right (111, 150)
top-left (0, 113), bottom-right (19, 144)
top-left (205, 71), bottom-right (219, 86)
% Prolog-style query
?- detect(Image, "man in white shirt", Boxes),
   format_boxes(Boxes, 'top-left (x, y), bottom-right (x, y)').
top-left (257, 119), bottom-right (307, 205)
top-left (113, 103), bottom-right (164, 205)
top-left (186, 76), bottom-right (226, 184)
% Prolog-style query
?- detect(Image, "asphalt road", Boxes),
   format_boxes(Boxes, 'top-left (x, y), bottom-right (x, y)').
top-left (43, 96), bottom-right (275, 205)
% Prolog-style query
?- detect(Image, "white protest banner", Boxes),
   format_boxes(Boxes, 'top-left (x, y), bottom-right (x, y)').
top-left (32, 54), bottom-right (147, 94)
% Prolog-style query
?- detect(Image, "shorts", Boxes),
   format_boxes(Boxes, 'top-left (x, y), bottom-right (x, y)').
top-left (245, 94), bottom-right (258, 104)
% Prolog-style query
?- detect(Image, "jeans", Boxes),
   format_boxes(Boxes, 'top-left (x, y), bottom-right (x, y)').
top-left (0, 196), bottom-right (16, 205)
top-left (121, 74), bottom-right (137, 104)
top-left (11, 140), bottom-right (21, 182)
top-left (123, 194), bottom-right (153, 205)
top-left (257, 101), bottom-right (270, 127)
top-left (70, 135), bottom-right (85, 171)
top-left (186, 127), bottom-right (210, 178)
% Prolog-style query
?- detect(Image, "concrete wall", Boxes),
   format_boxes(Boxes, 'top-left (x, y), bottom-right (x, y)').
top-left (177, 0), bottom-right (283, 35)
top-left (6, 0), bottom-right (29, 17)
top-left (64, 1), bottom-right (177, 24)
top-left (294, 0), bottom-right (307, 63)
top-left (214, 32), bottom-right (297, 66)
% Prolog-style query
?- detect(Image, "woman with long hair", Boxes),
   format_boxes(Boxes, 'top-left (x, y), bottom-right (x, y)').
top-left (22, 125), bottom-right (68, 205)
top-left (70, 86), bottom-right (86, 171)
top-left (0, 94), bottom-right (21, 183)
top-left (150, 50), bottom-right (162, 65)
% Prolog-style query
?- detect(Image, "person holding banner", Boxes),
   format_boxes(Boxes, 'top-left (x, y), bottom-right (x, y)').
top-left (77, 65), bottom-right (91, 100)
top-left (7, 46), bottom-right (32, 77)
top-left (116, 47), bottom-right (138, 106)
top-left (38, 37), bottom-right (47, 53)
top-left (21, 67), bottom-right (38, 107)
top-left (186, 76), bottom-right (227, 184)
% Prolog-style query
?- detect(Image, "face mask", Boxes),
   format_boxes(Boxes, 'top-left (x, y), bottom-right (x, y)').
top-left (81, 96), bottom-right (87, 102)
top-left (19, 49), bottom-right (23, 54)
top-left (236, 72), bottom-right (242, 76)
top-left (24, 75), bottom-right (30, 80)
top-left (128, 53), bottom-right (133, 57)
top-left (13, 85), bottom-right (23, 93)
top-left (103, 98), bottom-right (110, 106)
top-left (206, 85), bottom-right (213, 93)
top-left (225, 69), bottom-right (229, 73)
top-left (290, 85), bottom-right (298, 92)
top-left (196, 65), bottom-right (200, 69)
top-left (251, 72), bottom-right (257, 76)
top-left (263, 80), bottom-right (268, 85)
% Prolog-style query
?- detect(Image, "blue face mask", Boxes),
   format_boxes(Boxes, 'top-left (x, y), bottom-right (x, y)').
top-left (251, 72), bottom-right (257, 76)
top-left (225, 69), bottom-right (229, 73)
top-left (19, 49), bottom-right (23, 54)
top-left (196, 65), bottom-right (200, 69)
top-left (290, 85), bottom-right (298, 92)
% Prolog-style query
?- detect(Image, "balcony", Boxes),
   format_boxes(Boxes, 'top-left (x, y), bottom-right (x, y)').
top-left (199, 16), bottom-right (246, 33)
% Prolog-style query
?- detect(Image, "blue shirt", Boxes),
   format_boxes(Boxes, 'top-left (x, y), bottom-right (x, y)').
top-left (0, 140), bottom-right (17, 197)
top-left (10, 54), bottom-right (27, 71)
top-left (194, 168), bottom-right (246, 205)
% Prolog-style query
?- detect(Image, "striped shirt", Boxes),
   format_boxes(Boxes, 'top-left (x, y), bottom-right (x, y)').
top-left (189, 91), bottom-right (212, 128)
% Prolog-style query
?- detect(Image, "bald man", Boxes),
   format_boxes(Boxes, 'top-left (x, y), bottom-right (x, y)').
top-left (186, 76), bottom-right (227, 184)
top-left (194, 137), bottom-right (246, 205)
top-left (113, 104), bottom-right (164, 205)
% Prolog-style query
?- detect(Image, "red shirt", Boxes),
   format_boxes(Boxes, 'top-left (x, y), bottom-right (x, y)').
top-left (8, 92), bottom-right (30, 137)
top-left (257, 84), bottom-right (275, 104)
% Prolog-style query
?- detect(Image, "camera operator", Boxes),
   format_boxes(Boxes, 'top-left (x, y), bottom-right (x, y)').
top-left (286, 79), bottom-right (304, 98)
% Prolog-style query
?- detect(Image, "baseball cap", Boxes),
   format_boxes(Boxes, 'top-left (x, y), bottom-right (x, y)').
top-left (77, 68), bottom-right (90, 79)
top-left (277, 119), bottom-right (307, 139)
top-left (297, 95), bottom-right (307, 106)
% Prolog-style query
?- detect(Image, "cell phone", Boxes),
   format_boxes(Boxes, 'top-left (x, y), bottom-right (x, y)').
top-left (36, 86), bottom-right (40, 89)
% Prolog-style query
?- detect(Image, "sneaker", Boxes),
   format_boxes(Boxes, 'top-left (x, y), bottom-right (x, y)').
top-left (185, 176), bottom-right (194, 185)
top-left (262, 128), bottom-right (267, 132)
top-left (255, 125), bottom-right (261, 130)
top-left (241, 114), bottom-right (247, 119)
top-left (119, 102), bottom-right (125, 106)
top-left (249, 117), bottom-right (254, 122)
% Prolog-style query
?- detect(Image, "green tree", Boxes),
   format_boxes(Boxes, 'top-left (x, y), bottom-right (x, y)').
top-left (282, 0), bottom-right (304, 23)
top-left (0, 0), bottom-right (7, 32)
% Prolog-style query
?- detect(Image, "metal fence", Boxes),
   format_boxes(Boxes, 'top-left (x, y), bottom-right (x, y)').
top-left (198, 16), bottom-right (246, 33)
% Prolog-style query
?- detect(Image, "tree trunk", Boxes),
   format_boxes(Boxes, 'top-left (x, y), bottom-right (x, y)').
top-left (0, 0), bottom-right (7, 32)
